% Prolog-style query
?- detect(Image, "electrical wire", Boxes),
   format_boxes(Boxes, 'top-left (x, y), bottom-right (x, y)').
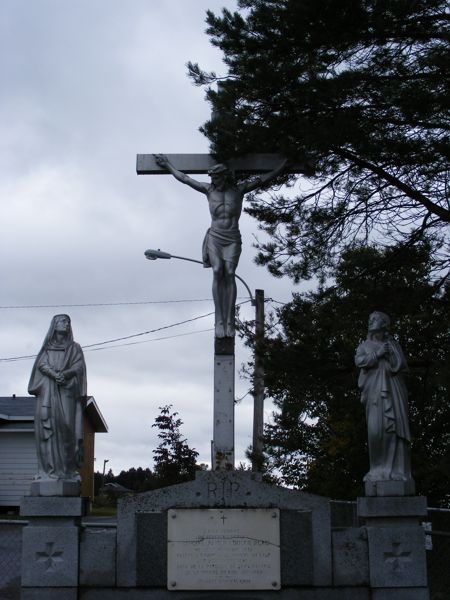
top-left (81, 310), bottom-right (216, 349)
top-left (0, 297), bottom-right (252, 310)
top-left (0, 300), bottom-right (251, 363)
top-left (0, 299), bottom-right (213, 309)
top-left (85, 327), bottom-right (214, 352)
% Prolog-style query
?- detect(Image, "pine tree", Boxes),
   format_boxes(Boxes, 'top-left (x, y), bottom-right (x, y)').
top-left (152, 405), bottom-right (199, 487)
top-left (189, 0), bottom-right (450, 282)
top-left (243, 242), bottom-right (450, 505)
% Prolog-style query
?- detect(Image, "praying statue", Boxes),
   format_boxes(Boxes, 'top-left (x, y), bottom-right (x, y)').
top-left (154, 154), bottom-right (286, 338)
top-left (28, 314), bottom-right (87, 481)
top-left (355, 311), bottom-right (413, 485)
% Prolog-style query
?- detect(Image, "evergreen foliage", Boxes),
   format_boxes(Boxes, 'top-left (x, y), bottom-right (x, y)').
top-left (189, 0), bottom-right (450, 282)
top-left (242, 242), bottom-right (450, 505)
top-left (152, 404), bottom-right (199, 487)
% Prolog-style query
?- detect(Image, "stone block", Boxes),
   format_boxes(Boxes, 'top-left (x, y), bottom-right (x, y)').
top-left (80, 588), bottom-right (370, 600)
top-left (80, 527), bottom-right (116, 586)
top-left (30, 479), bottom-right (80, 497)
top-left (364, 480), bottom-right (415, 497)
top-left (280, 509), bottom-right (313, 585)
top-left (21, 495), bottom-right (86, 517)
top-left (22, 588), bottom-right (78, 600)
top-left (136, 511), bottom-right (167, 587)
top-left (357, 496), bottom-right (427, 519)
top-left (213, 354), bottom-right (235, 470)
top-left (371, 588), bottom-right (429, 600)
top-left (215, 337), bottom-right (235, 355)
top-left (117, 471), bottom-right (332, 588)
top-left (332, 528), bottom-right (369, 586)
top-left (22, 525), bottom-right (79, 586)
top-left (367, 526), bottom-right (427, 588)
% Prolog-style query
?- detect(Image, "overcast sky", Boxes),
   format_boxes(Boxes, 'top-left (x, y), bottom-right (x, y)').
top-left (0, 0), bottom-right (302, 474)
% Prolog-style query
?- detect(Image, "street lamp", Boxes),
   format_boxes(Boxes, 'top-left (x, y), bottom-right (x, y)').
top-left (102, 459), bottom-right (109, 489)
top-left (144, 247), bottom-right (265, 471)
top-left (145, 249), bottom-right (255, 305)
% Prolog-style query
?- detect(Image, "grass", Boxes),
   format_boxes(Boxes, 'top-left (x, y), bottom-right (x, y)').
top-left (89, 504), bottom-right (117, 517)
top-left (0, 512), bottom-right (26, 521)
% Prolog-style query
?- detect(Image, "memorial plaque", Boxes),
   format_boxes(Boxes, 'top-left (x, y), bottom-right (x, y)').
top-left (167, 508), bottom-right (280, 590)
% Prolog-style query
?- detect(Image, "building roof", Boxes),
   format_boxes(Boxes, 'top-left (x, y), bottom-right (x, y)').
top-left (0, 396), bottom-right (34, 420)
top-left (0, 395), bottom-right (108, 432)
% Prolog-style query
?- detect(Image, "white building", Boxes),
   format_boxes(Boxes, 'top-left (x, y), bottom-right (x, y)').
top-left (0, 395), bottom-right (107, 508)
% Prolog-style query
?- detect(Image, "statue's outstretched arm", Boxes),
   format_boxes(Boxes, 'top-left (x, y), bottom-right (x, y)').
top-left (153, 154), bottom-right (208, 194)
top-left (241, 158), bottom-right (288, 194)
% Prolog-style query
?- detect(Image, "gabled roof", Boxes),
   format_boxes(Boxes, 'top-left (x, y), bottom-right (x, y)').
top-left (0, 396), bottom-right (34, 421)
top-left (0, 396), bottom-right (108, 433)
top-left (85, 397), bottom-right (108, 433)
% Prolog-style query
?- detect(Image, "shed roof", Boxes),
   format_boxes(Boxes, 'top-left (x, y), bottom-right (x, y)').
top-left (0, 396), bottom-right (108, 433)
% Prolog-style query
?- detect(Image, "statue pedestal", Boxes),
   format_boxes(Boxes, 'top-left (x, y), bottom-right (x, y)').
top-left (357, 496), bottom-right (429, 600)
top-left (212, 337), bottom-right (235, 470)
top-left (30, 478), bottom-right (80, 497)
top-left (365, 479), bottom-right (415, 497)
top-left (20, 496), bottom-right (86, 599)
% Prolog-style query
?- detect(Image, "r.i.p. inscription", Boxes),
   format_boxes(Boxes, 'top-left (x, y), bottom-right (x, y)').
top-left (167, 508), bottom-right (280, 590)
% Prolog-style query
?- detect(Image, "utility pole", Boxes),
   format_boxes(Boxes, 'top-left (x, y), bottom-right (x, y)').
top-left (102, 458), bottom-right (109, 489)
top-left (252, 289), bottom-right (265, 471)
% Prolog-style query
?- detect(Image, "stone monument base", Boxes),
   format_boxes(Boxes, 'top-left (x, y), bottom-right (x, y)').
top-left (30, 478), bottom-right (81, 497)
top-left (357, 495), bottom-right (429, 600)
top-left (20, 495), bottom-right (86, 598)
top-left (364, 479), bottom-right (415, 497)
top-left (19, 472), bottom-right (430, 599)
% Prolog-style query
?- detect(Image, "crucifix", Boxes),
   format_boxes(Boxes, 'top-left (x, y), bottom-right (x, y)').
top-left (138, 146), bottom-right (311, 470)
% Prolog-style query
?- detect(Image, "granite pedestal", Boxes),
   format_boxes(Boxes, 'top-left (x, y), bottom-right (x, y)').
top-left (20, 495), bottom-right (87, 600)
top-left (357, 495), bottom-right (429, 600)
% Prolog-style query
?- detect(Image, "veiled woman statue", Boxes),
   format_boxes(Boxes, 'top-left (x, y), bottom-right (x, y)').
top-left (28, 314), bottom-right (86, 481)
top-left (355, 311), bottom-right (413, 484)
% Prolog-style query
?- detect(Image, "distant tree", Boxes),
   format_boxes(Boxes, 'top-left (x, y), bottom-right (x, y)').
top-left (104, 468), bottom-right (115, 484)
top-left (239, 241), bottom-right (450, 505)
top-left (189, 0), bottom-right (450, 283)
top-left (114, 467), bottom-right (157, 492)
top-left (152, 405), bottom-right (199, 487)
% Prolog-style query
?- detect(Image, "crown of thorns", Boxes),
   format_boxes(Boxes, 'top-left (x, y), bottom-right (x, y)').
top-left (208, 163), bottom-right (229, 175)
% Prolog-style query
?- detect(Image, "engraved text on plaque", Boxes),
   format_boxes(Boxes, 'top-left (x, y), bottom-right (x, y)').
top-left (167, 508), bottom-right (280, 590)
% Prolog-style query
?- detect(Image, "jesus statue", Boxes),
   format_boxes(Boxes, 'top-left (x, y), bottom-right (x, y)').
top-left (154, 154), bottom-right (286, 338)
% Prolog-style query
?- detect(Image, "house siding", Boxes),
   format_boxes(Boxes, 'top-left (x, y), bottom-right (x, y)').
top-left (0, 432), bottom-right (37, 506)
top-left (80, 414), bottom-right (95, 499)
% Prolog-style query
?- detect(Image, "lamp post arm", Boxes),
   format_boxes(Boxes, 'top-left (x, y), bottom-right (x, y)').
top-left (170, 254), bottom-right (202, 265)
top-left (169, 255), bottom-right (255, 305)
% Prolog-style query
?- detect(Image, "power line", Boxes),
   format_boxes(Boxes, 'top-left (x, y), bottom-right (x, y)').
top-left (0, 299), bottom-right (214, 309)
top-left (0, 311), bottom-right (215, 362)
top-left (0, 300), bottom-right (251, 363)
top-left (81, 310), bottom-right (216, 349)
top-left (85, 327), bottom-right (214, 352)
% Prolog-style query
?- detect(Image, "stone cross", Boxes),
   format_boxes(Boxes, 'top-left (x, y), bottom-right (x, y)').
top-left (383, 542), bottom-right (412, 571)
top-left (137, 150), bottom-right (310, 470)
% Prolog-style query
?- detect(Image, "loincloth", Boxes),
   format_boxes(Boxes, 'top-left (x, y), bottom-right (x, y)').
top-left (202, 227), bottom-right (242, 268)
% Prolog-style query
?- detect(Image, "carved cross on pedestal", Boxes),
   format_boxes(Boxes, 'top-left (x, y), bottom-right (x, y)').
top-left (35, 542), bottom-right (64, 572)
top-left (383, 542), bottom-right (412, 571)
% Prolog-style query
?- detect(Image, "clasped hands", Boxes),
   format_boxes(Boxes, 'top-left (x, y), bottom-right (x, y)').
top-left (376, 342), bottom-right (390, 358)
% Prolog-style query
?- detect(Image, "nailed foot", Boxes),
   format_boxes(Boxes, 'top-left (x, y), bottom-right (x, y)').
top-left (225, 321), bottom-right (235, 338)
top-left (215, 321), bottom-right (226, 338)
